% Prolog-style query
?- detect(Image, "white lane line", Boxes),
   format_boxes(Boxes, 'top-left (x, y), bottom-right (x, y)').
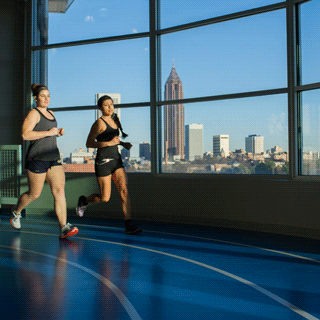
top-left (0, 244), bottom-right (142, 320)
top-left (10, 219), bottom-right (320, 264)
top-left (1, 229), bottom-right (319, 320)
top-left (142, 230), bottom-right (320, 265)
top-left (74, 235), bottom-right (320, 320)
top-left (71, 222), bottom-right (320, 265)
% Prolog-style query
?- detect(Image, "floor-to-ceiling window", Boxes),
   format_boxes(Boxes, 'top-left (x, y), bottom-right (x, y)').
top-left (159, 6), bottom-right (288, 173)
top-left (29, 0), bottom-right (320, 177)
top-left (299, 0), bottom-right (320, 176)
top-left (31, 0), bottom-right (151, 173)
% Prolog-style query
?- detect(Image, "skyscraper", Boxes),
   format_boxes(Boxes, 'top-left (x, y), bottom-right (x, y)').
top-left (139, 142), bottom-right (151, 161)
top-left (245, 134), bottom-right (264, 154)
top-left (164, 61), bottom-right (185, 161)
top-left (185, 124), bottom-right (203, 161)
top-left (213, 135), bottom-right (230, 157)
top-left (121, 148), bottom-right (130, 161)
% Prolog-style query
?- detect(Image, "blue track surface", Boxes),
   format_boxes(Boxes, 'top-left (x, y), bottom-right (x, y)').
top-left (0, 215), bottom-right (320, 320)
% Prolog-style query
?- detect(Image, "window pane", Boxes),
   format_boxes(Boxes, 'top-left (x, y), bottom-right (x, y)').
top-left (301, 89), bottom-right (320, 175)
top-left (55, 108), bottom-right (150, 173)
top-left (34, 0), bottom-right (149, 44)
top-left (161, 10), bottom-right (287, 99)
top-left (300, 0), bottom-right (320, 85)
top-left (57, 110), bottom-right (96, 173)
top-left (161, 94), bottom-right (289, 174)
top-left (35, 38), bottom-right (150, 108)
top-left (161, 0), bottom-right (282, 29)
top-left (120, 107), bottom-right (151, 172)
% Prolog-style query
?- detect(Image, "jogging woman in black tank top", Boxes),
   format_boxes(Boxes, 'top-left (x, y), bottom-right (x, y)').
top-left (10, 84), bottom-right (78, 239)
top-left (76, 95), bottom-right (142, 235)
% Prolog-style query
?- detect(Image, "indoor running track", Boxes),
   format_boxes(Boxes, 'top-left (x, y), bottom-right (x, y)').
top-left (0, 215), bottom-right (320, 320)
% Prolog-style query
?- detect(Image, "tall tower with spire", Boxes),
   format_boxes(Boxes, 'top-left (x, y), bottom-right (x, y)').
top-left (164, 61), bottom-right (185, 161)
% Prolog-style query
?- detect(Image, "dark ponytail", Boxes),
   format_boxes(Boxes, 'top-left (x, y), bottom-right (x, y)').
top-left (112, 113), bottom-right (128, 138)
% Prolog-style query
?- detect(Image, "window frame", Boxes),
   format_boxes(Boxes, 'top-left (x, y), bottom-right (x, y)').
top-left (25, 0), bottom-right (320, 180)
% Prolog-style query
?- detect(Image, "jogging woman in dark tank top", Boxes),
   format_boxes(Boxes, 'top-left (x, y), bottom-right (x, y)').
top-left (76, 95), bottom-right (142, 235)
top-left (10, 84), bottom-right (78, 239)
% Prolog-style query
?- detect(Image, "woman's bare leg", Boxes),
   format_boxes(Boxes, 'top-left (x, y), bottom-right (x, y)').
top-left (112, 168), bottom-right (142, 234)
top-left (15, 170), bottom-right (47, 214)
top-left (46, 165), bottom-right (67, 228)
top-left (86, 175), bottom-right (112, 204)
top-left (112, 168), bottom-right (131, 220)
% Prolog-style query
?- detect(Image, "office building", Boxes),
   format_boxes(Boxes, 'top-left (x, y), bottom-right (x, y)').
top-left (213, 135), bottom-right (230, 157)
top-left (139, 142), bottom-right (151, 161)
top-left (70, 148), bottom-right (95, 164)
top-left (164, 61), bottom-right (185, 161)
top-left (185, 124), bottom-right (203, 161)
top-left (245, 134), bottom-right (264, 154)
top-left (121, 148), bottom-right (130, 160)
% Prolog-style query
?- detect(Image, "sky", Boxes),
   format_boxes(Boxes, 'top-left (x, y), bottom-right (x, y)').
top-left (43, 0), bottom-right (320, 158)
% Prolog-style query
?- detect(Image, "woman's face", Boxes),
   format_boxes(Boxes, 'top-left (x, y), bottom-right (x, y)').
top-left (100, 99), bottom-right (114, 116)
top-left (35, 89), bottom-right (50, 108)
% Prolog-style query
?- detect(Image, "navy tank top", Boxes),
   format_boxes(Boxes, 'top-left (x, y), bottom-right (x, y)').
top-left (95, 117), bottom-right (121, 163)
top-left (26, 108), bottom-right (61, 161)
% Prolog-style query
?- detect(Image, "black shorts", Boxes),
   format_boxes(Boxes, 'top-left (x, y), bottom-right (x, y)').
top-left (95, 157), bottom-right (124, 177)
top-left (25, 159), bottom-right (62, 174)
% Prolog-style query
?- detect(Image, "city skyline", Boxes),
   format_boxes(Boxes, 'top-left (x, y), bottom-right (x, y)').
top-left (57, 66), bottom-right (289, 160)
top-left (46, 0), bottom-right (319, 163)
top-left (58, 66), bottom-right (289, 162)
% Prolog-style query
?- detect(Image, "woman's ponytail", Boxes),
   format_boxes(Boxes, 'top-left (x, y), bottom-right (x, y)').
top-left (112, 113), bottom-right (128, 138)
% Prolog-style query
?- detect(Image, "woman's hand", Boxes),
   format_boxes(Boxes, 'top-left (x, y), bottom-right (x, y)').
top-left (108, 136), bottom-right (121, 146)
top-left (58, 128), bottom-right (65, 137)
top-left (121, 142), bottom-right (133, 150)
top-left (48, 127), bottom-right (60, 137)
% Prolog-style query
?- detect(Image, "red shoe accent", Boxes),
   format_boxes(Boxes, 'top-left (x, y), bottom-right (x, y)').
top-left (59, 227), bottom-right (78, 239)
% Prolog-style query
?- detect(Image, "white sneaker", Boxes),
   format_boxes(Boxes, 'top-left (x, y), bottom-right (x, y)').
top-left (76, 195), bottom-right (87, 217)
top-left (10, 206), bottom-right (21, 229)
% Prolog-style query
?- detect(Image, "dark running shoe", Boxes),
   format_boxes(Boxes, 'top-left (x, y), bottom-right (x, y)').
top-left (59, 223), bottom-right (78, 239)
top-left (76, 195), bottom-right (88, 217)
top-left (125, 223), bottom-right (143, 235)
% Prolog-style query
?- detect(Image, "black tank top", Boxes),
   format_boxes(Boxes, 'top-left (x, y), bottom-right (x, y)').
top-left (26, 108), bottom-right (60, 161)
top-left (95, 118), bottom-right (121, 162)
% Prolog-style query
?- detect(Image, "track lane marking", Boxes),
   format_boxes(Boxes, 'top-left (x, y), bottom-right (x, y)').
top-left (0, 228), bottom-right (319, 320)
top-left (0, 243), bottom-right (142, 320)
top-left (16, 220), bottom-right (319, 264)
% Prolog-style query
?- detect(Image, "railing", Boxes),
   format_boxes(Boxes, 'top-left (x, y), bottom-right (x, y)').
top-left (0, 145), bottom-right (22, 206)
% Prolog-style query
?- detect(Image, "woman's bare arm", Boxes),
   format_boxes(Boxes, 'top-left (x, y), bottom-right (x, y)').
top-left (21, 109), bottom-right (59, 141)
top-left (86, 119), bottom-right (120, 148)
